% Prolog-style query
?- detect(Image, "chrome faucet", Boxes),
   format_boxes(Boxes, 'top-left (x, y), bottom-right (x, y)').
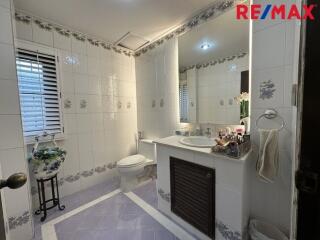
top-left (205, 128), bottom-right (211, 138)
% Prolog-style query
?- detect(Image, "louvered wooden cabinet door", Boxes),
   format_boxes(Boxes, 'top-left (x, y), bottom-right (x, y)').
top-left (170, 157), bottom-right (215, 239)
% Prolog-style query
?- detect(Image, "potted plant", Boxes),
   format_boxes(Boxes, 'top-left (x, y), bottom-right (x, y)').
top-left (29, 146), bottom-right (66, 179)
top-left (235, 92), bottom-right (249, 120)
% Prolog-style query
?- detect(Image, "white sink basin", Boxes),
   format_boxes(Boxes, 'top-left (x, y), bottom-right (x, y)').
top-left (179, 136), bottom-right (217, 148)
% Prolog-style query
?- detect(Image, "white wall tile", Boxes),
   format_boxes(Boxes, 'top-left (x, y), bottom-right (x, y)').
top-left (32, 22), bottom-right (53, 47)
top-left (75, 94), bottom-right (89, 113)
top-left (60, 70), bottom-right (74, 94)
top-left (0, 0), bottom-right (10, 9)
top-left (88, 75), bottom-right (101, 95)
top-left (14, 15), bottom-right (137, 204)
top-left (72, 53), bottom-right (87, 74)
top-left (59, 50), bottom-right (73, 73)
top-left (252, 23), bottom-right (286, 70)
top-left (15, 20), bottom-right (33, 42)
top-left (284, 66), bottom-right (293, 108)
top-left (91, 113), bottom-right (104, 132)
top-left (216, 184), bottom-right (242, 232)
top-left (250, 1), bottom-right (299, 233)
top-left (62, 93), bottom-right (76, 114)
top-left (64, 114), bottom-right (77, 134)
top-left (77, 133), bottom-right (94, 174)
top-left (58, 134), bottom-right (79, 176)
top-left (0, 115), bottom-right (23, 149)
top-left (0, 42), bottom-right (17, 80)
top-left (71, 37), bottom-right (87, 55)
top-left (86, 42), bottom-right (100, 58)
top-left (88, 94), bottom-right (102, 113)
top-left (102, 95), bottom-right (115, 113)
top-left (0, 7), bottom-right (12, 44)
top-left (74, 73), bottom-right (89, 94)
top-left (87, 56), bottom-right (100, 76)
top-left (251, 66), bottom-right (285, 109)
top-left (53, 31), bottom-right (71, 51)
top-left (284, 20), bottom-right (297, 66)
top-left (0, 79), bottom-right (20, 114)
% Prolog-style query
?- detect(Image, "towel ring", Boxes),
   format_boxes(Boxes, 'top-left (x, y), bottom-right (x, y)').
top-left (255, 109), bottom-right (285, 131)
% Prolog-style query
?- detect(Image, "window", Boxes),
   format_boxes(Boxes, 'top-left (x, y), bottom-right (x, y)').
top-left (179, 81), bottom-right (188, 122)
top-left (16, 47), bottom-right (63, 139)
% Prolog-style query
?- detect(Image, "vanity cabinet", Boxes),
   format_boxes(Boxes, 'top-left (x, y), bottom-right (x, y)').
top-left (154, 136), bottom-right (251, 240)
top-left (170, 157), bottom-right (215, 238)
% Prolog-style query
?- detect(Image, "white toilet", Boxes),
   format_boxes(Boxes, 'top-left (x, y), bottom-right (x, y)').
top-left (117, 140), bottom-right (155, 192)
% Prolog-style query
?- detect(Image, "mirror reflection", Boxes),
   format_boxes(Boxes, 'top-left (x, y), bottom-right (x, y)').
top-left (178, 8), bottom-right (250, 125)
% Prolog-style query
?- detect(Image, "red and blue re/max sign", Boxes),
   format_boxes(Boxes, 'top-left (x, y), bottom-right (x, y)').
top-left (236, 4), bottom-right (316, 20)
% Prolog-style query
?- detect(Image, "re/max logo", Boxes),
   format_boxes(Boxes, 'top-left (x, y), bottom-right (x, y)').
top-left (237, 4), bottom-right (316, 20)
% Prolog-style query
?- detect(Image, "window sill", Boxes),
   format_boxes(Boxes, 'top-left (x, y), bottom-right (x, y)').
top-left (24, 133), bottom-right (65, 145)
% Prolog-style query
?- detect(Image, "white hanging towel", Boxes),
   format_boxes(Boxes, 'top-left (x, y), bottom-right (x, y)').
top-left (256, 129), bottom-right (279, 183)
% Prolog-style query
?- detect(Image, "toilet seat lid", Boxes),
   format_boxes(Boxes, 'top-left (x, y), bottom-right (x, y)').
top-left (117, 154), bottom-right (146, 167)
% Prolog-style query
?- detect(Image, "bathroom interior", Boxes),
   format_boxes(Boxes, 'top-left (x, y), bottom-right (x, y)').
top-left (0, 0), bottom-right (305, 239)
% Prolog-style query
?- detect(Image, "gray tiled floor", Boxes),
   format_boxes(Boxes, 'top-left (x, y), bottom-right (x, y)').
top-left (34, 177), bottom-right (121, 240)
top-left (34, 178), bottom-right (179, 240)
top-left (132, 180), bottom-right (158, 209)
top-left (55, 193), bottom-right (178, 240)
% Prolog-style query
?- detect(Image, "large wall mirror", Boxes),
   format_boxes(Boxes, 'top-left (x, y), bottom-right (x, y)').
top-left (178, 7), bottom-right (250, 125)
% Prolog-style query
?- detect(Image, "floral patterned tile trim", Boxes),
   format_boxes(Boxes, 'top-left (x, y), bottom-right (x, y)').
top-left (216, 220), bottom-right (242, 240)
top-left (135, 0), bottom-right (246, 57)
top-left (30, 162), bottom-right (118, 196)
top-left (15, 11), bottom-right (133, 57)
top-left (179, 52), bottom-right (248, 73)
top-left (8, 211), bottom-right (30, 230)
top-left (157, 188), bottom-right (171, 202)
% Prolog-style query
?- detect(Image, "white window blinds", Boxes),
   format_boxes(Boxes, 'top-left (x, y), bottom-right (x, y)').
top-left (16, 48), bottom-right (63, 137)
top-left (179, 82), bottom-right (188, 122)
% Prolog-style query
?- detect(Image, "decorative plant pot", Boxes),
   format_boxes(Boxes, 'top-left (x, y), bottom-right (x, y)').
top-left (33, 158), bottom-right (63, 180)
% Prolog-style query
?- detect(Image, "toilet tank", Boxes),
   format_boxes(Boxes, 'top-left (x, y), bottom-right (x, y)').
top-left (138, 139), bottom-right (156, 163)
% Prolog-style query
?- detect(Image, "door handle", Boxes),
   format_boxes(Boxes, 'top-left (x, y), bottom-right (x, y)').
top-left (0, 173), bottom-right (27, 190)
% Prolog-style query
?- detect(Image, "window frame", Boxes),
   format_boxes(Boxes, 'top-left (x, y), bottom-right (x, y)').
top-left (15, 40), bottom-right (64, 144)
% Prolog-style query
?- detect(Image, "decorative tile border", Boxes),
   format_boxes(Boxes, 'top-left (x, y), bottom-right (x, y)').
top-left (8, 211), bottom-right (30, 230)
top-left (135, 0), bottom-right (247, 57)
top-left (216, 220), bottom-right (241, 240)
top-left (157, 188), bottom-right (170, 202)
top-left (79, 99), bottom-right (87, 109)
top-left (15, 11), bottom-right (133, 57)
top-left (64, 173), bottom-right (81, 183)
top-left (30, 162), bottom-right (118, 196)
top-left (259, 80), bottom-right (276, 100)
top-left (63, 99), bottom-right (72, 109)
top-left (179, 52), bottom-right (248, 73)
top-left (15, 1), bottom-right (246, 58)
top-left (80, 169), bottom-right (94, 178)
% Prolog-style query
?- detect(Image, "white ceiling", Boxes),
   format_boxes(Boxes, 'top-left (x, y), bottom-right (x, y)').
top-left (13, 0), bottom-right (218, 44)
top-left (179, 8), bottom-right (249, 68)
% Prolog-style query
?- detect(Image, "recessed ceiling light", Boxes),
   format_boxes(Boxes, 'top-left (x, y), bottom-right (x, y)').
top-left (200, 43), bottom-right (212, 50)
top-left (229, 64), bottom-right (237, 72)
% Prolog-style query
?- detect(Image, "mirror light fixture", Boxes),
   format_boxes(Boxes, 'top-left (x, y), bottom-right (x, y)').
top-left (200, 42), bottom-right (212, 50)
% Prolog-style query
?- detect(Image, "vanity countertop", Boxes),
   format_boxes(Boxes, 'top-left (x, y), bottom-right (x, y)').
top-left (153, 135), bottom-right (251, 163)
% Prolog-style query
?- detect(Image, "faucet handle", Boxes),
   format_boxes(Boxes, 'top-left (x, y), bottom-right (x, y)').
top-left (206, 128), bottom-right (211, 137)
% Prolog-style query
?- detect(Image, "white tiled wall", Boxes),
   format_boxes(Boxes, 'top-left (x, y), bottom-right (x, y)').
top-left (0, 0), bottom-right (33, 239)
top-left (136, 38), bottom-right (179, 139)
top-left (15, 16), bottom-right (138, 205)
top-left (196, 55), bottom-right (249, 124)
top-left (250, 0), bottom-right (300, 235)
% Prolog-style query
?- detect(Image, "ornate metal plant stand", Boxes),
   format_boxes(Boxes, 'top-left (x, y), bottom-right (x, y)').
top-left (35, 174), bottom-right (65, 222)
